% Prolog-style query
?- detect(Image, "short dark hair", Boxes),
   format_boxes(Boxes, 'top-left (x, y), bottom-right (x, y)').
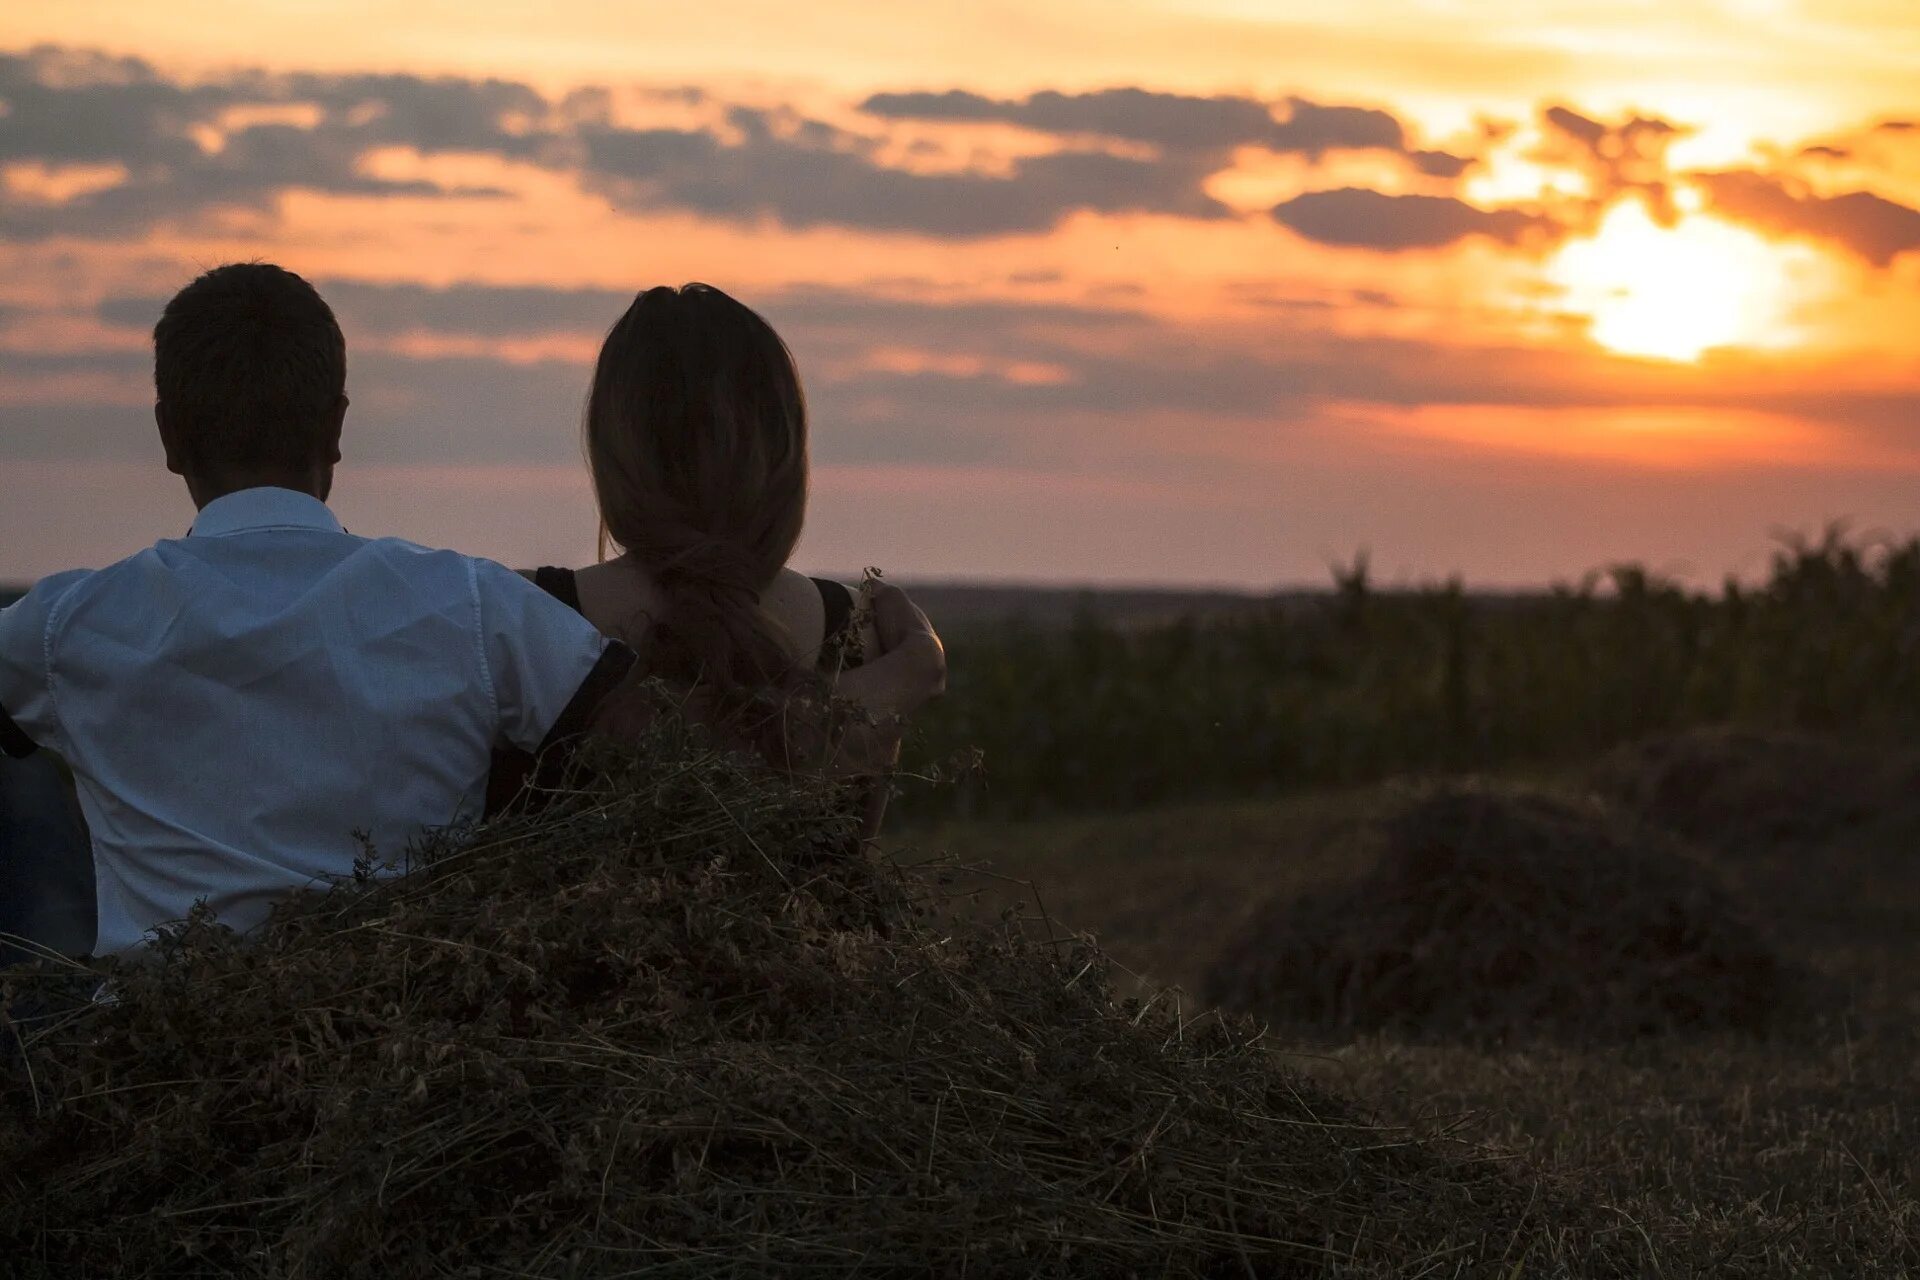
top-left (153, 263), bottom-right (346, 472)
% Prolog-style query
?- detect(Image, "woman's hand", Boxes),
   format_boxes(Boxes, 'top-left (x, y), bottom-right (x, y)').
top-left (870, 583), bottom-right (946, 701)
top-left (814, 583), bottom-right (945, 785)
top-left (836, 583), bottom-right (945, 721)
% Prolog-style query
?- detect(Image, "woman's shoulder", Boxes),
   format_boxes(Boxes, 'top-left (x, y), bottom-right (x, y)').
top-left (540, 561), bottom-right (860, 667)
top-left (565, 561), bottom-right (661, 648)
top-left (761, 567), bottom-right (830, 650)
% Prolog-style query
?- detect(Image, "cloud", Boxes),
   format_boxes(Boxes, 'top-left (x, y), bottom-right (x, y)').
top-left (860, 88), bottom-right (1284, 150)
top-left (54, 275), bottom-right (1910, 485)
top-left (1694, 170), bottom-right (1920, 265)
top-left (1541, 105), bottom-right (1680, 153)
top-left (1410, 149), bottom-right (1474, 178)
top-left (0, 46), bottom-right (541, 238)
top-left (8, 41), bottom-right (1919, 272)
top-left (1271, 188), bottom-right (1541, 250)
top-left (2, 47), bottom-right (1252, 240)
top-left (861, 87), bottom-right (1432, 160)
top-left (1537, 103), bottom-right (1683, 220)
top-left (576, 108), bottom-right (1229, 235)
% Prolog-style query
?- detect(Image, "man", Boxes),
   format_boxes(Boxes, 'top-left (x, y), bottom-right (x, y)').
top-left (0, 263), bottom-right (942, 959)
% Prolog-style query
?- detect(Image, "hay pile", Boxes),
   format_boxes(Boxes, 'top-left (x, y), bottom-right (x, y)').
top-left (1589, 726), bottom-right (1920, 862)
top-left (1202, 782), bottom-right (1794, 1043)
top-left (0, 720), bottom-right (1614, 1278)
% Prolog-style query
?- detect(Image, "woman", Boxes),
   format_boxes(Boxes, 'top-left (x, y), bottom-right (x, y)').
top-left (497, 284), bottom-right (932, 827)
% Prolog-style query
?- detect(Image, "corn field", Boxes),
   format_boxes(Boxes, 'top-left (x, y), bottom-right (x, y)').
top-left (909, 530), bottom-right (1920, 817)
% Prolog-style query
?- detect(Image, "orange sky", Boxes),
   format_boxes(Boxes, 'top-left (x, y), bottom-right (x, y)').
top-left (2, 2), bottom-right (1917, 586)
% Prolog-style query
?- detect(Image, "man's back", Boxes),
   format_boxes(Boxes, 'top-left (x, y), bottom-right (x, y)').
top-left (0, 487), bottom-right (625, 955)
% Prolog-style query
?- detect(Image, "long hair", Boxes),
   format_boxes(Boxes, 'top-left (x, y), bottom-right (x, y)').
top-left (586, 284), bottom-right (812, 744)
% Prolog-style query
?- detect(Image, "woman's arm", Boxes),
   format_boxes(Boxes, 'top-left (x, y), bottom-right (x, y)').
top-left (833, 579), bottom-right (936, 840)
top-left (816, 583), bottom-right (944, 793)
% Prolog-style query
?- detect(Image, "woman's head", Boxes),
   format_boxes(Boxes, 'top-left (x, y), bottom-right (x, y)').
top-left (586, 284), bottom-right (812, 724)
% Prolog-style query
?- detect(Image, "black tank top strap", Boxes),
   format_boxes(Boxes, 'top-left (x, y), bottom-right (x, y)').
top-left (531, 566), bottom-right (582, 614)
top-left (811, 578), bottom-right (864, 671)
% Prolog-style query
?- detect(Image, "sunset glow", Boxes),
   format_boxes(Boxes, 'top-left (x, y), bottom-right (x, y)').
top-left (0, 2), bottom-right (1916, 587)
top-left (1548, 201), bottom-right (1807, 362)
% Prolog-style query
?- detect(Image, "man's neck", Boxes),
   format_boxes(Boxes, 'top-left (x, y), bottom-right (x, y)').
top-left (186, 469), bottom-right (331, 511)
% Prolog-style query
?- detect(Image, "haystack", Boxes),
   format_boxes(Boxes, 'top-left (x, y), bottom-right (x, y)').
top-left (1202, 781), bottom-right (1793, 1043)
top-left (1589, 726), bottom-right (1920, 862)
top-left (0, 717), bottom-right (1618, 1278)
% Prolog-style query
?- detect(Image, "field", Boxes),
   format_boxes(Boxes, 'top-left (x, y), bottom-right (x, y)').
top-left (6, 536), bottom-right (1919, 1274)
top-left (891, 534), bottom-right (1920, 1275)
top-left (915, 771), bottom-right (1918, 1275)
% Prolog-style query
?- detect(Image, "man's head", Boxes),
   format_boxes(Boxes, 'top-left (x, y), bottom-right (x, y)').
top-left (153, 263), bottom-right (348, 507)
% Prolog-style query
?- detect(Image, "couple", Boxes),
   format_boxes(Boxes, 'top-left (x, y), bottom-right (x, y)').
top-left (0, 263), bottom-right (946, 963)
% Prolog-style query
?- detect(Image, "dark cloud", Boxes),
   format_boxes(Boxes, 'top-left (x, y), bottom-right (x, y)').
top-left (1270, 97), bottom-right (1405, 154)
top-left (321, 280), bottom-right (633, 338)
top-left (1542, 105), bottom-right (1679, 152)
top-left (1410, 149), bottom-right (1473, 179)
top-left (35, 275), bottom-right (1920, 484)
top-left (97, 279), bottom-right (1138, 350)
top-left (0, 342), bottom-right (589, 465)
top-left (0, 46), bottom-right (547, 239)
top-left (861, 87), bottom-right (1416, 158)
top-left (1694, 170), bottom-right (1920, 265)
top-left (1271, 188), bottom-right (1540, 250)
top-left (3, 48), bottom-right (1441, 242)
top-left (99, 279), bottom-right (636, 339)
top-left (14, 43), bottom-right (1920, 264)
top-left (1539, 104), bottom-right (1683, 220)
top-left (576, 110), bottom-right (1228, 236)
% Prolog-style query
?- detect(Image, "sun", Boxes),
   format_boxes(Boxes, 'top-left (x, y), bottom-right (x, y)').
top-left (1546, 199), bottom-right (1803, 362)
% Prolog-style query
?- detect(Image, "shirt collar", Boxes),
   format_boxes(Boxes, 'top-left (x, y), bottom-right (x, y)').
top-left (188, 487), bottom-right (345, 539)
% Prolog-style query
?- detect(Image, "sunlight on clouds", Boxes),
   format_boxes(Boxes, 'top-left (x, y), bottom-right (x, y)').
top-left (1379, 403), bottom-right (1841, 469)
top-left (3, 161), bottom-right (129, 203)
top-left (1205, 149), bottom-right (1432, 215)
top-left (1461, 149), bottom-right (1592, 205)
top-left (825, 348), bottom-right (1077, 386)
top-left (374, 332), bottom-right (602, 366)
top-left (1547, 201), bottom-right (1815, 361)
top-left (1, 5), bottom-right (1917, 584)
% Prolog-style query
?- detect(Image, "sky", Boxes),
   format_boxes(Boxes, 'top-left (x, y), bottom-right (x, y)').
top-left (1, 1), bottom-right (1917, 588)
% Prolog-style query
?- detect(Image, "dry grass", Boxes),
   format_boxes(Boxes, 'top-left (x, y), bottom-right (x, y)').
top-left (933, 752), bottom-right (1920, 1277)
top-left (0, 717), bottom-right (1621, 1279)
top-left (1198, 782), bottom-right (1798, 1044)
top-left (1589, 727), bottom-right (1920, 865)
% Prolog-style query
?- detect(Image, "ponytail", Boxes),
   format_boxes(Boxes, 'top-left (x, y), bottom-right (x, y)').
top-left (585, 285), bottom-right (813, 756)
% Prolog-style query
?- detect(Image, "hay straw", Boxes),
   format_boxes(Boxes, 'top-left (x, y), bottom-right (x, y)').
top-left (2, 718), bottom-right (1620, 1277)
top-left (1202, 780), bottom-right (1798, 1044)
top-left (1589, 726), bottom-right (1920, 862)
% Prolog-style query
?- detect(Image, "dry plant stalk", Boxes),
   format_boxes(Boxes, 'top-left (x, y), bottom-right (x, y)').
top-left (2, 719), bottom-right (1623, 1278)
top-left (1204, 781), bottom-right (1801, 1044)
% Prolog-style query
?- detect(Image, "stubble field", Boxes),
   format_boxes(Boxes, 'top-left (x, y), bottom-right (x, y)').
top-left (899, 534), bottom-right (1920, 1275)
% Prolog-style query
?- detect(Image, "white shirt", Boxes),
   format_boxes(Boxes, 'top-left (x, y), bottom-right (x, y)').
top-left (0, 487), bottom-right (626, 955)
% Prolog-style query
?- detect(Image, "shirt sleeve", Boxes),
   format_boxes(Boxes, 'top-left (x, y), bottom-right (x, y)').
top-left (0, 570), bottom-right (93, 758)
top-left (471, 559), bottom-right (637, 754)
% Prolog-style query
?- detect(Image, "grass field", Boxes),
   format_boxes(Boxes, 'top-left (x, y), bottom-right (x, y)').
top-left (904, 531), bottom-right (1920, 821)
top-left (8, 537), bottom-right (1918, 1274)
top-left (915, 745), bottom-right (1920, 1276)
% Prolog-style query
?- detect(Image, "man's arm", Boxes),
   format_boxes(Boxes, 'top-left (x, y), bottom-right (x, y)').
top-left (0, 571), bottom-right (94, 760)
top-left (473, 559), bottom-right (636, 757)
